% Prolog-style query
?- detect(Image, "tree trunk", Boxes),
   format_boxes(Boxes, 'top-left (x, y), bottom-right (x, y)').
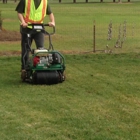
top-left (3, 0), bottom-right (7, 4)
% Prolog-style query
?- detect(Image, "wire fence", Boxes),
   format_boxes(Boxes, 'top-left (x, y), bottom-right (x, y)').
top-left (49, 0), bottom-right (140, 3)
top-left (1, 0), bottom-right (140, 2)
top-left (46, 0), bottom-right (140, 54)
top-left (49, 19), bottom-right (140, 54)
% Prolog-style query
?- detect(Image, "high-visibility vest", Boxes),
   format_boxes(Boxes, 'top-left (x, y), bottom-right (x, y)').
top-left (23, 0), bottom-right (47, 25)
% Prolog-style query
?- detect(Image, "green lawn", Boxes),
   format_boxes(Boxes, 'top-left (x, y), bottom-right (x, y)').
top-left (0, 54), bottom-right (140, 140)
top-left (1, 1), bottom-right (140, 53)
top-left (0, 1), bottom-right (140, 140)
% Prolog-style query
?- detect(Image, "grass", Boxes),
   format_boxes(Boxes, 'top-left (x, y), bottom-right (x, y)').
top-left (1, 1), bottom-right (140, 53)
top-left (0, 54), bottom-right (140, 139)
top-left (0, 1), bottom-right (140, 140)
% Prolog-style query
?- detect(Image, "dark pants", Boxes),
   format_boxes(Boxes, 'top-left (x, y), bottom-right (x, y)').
top-left (21, 27), bottom-right (44, 69)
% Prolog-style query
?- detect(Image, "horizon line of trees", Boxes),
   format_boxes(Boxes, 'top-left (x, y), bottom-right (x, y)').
top-left (58, 0), bottom-right (130, 3)
top-left (2, 0), bottom-right (17, 4)
top-left (1, 0), bottom-right (131, 4)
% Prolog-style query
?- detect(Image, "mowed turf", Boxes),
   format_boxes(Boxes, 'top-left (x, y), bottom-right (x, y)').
top-left (0, 1), bottom-right (140, 140)
top-left (0, 53), bottom-right (140, 140)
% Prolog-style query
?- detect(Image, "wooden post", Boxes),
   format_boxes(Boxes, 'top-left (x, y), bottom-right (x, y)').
top-left (73, 0), bottom-right (76, 3)
top-left (59, 0), bottom-right (61, 3)
top-left (0, 11), bottom-right (2, 31)
top-left (86, 0), bottom-right (88, 3)
top-left (128, 0), bottom-right (130, 2)
top-left (93, 21), bottom-right (96, 53)
top-left (100, 0), bottom-right (103, 2)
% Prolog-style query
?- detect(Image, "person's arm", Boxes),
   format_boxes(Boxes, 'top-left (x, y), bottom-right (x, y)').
top-left (17, 13), bottom-right (28, 28)
top-left (15, 0), bottom-right (27, 28)
top-left (48, 13), bottom-right (55, 27)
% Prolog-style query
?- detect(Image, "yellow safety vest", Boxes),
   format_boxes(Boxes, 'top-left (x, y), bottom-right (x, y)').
top-left (24, 0), bottom-right (47, 25)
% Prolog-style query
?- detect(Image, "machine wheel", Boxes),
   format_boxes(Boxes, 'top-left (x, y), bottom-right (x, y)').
top-left (58, 71), bottom-right (66, 82)
top-left (32, 71), bottom-right (60, 85)
top-left (63, 73), bottom-right (66, 81)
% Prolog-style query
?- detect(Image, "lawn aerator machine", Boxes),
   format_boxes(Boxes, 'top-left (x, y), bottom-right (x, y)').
top-left (21, 24), bottom-right (65, 85)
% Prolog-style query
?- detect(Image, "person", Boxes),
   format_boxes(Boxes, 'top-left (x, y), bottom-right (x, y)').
top-left (15, 0), bottom-right (55, 79)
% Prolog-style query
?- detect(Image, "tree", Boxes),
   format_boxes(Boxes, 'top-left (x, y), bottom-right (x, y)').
top-left (3, 0), bottom-right (7, 4)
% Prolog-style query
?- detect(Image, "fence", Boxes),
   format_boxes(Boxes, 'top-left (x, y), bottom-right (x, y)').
top-left (47, 0), bottom-right (140, 54)
top-left (58, 0), bottom-right (130, 3)
top-left (50, 21), bottom-right (140, 54)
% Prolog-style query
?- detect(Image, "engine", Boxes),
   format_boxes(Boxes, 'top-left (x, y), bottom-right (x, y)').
top-left (33, 53), bottom-right (62, 67)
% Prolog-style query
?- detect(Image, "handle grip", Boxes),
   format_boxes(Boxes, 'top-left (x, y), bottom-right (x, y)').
top-left (27, 23), bottom-right (55, 35)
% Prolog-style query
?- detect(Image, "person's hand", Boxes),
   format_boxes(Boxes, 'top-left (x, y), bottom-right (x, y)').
top-left (48, 22), bottom-right (55, 27)
top-left (21, 22), bottom-right (28, 28)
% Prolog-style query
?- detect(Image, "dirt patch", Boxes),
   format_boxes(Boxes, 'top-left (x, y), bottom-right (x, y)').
top-left (0, 29), bottom-right (21, 41)
top-left (0, 50), bottom-right (95, 56)
top-left (0, 51), bottom-right (21, 56)
top-left (0, 30), bottom-right (93, 56)
top-left (61, 50), bottom-right (94, 54)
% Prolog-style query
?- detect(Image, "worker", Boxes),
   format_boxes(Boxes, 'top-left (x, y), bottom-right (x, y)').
top-left (15, 0), bottom-right (55, 79)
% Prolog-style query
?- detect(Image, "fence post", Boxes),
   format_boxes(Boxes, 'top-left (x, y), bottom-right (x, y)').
top-left (93, 21), bottom-right (96, 53)
top-left (59, 0), bottom-right (61, 3)
top-left (0, 11), bottom-right (3, 31)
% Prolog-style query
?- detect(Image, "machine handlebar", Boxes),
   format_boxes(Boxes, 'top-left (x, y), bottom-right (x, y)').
top-left (29, 23), bottom-right (55, 35)
top-left (21, 23), bottom-right (55, 35)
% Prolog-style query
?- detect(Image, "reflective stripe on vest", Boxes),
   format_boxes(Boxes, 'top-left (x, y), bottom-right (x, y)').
top-left (24, 0), bottom-right (47, 24)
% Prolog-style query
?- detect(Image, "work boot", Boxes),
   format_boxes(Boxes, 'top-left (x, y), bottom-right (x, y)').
top-left (21, 69), bottom-right (26, 81)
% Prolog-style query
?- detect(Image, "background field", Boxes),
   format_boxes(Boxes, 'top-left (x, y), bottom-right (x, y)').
top-left (1, 0), bottom-right (140, 53)
top-left (0, 1), bottom-right (140, 140)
